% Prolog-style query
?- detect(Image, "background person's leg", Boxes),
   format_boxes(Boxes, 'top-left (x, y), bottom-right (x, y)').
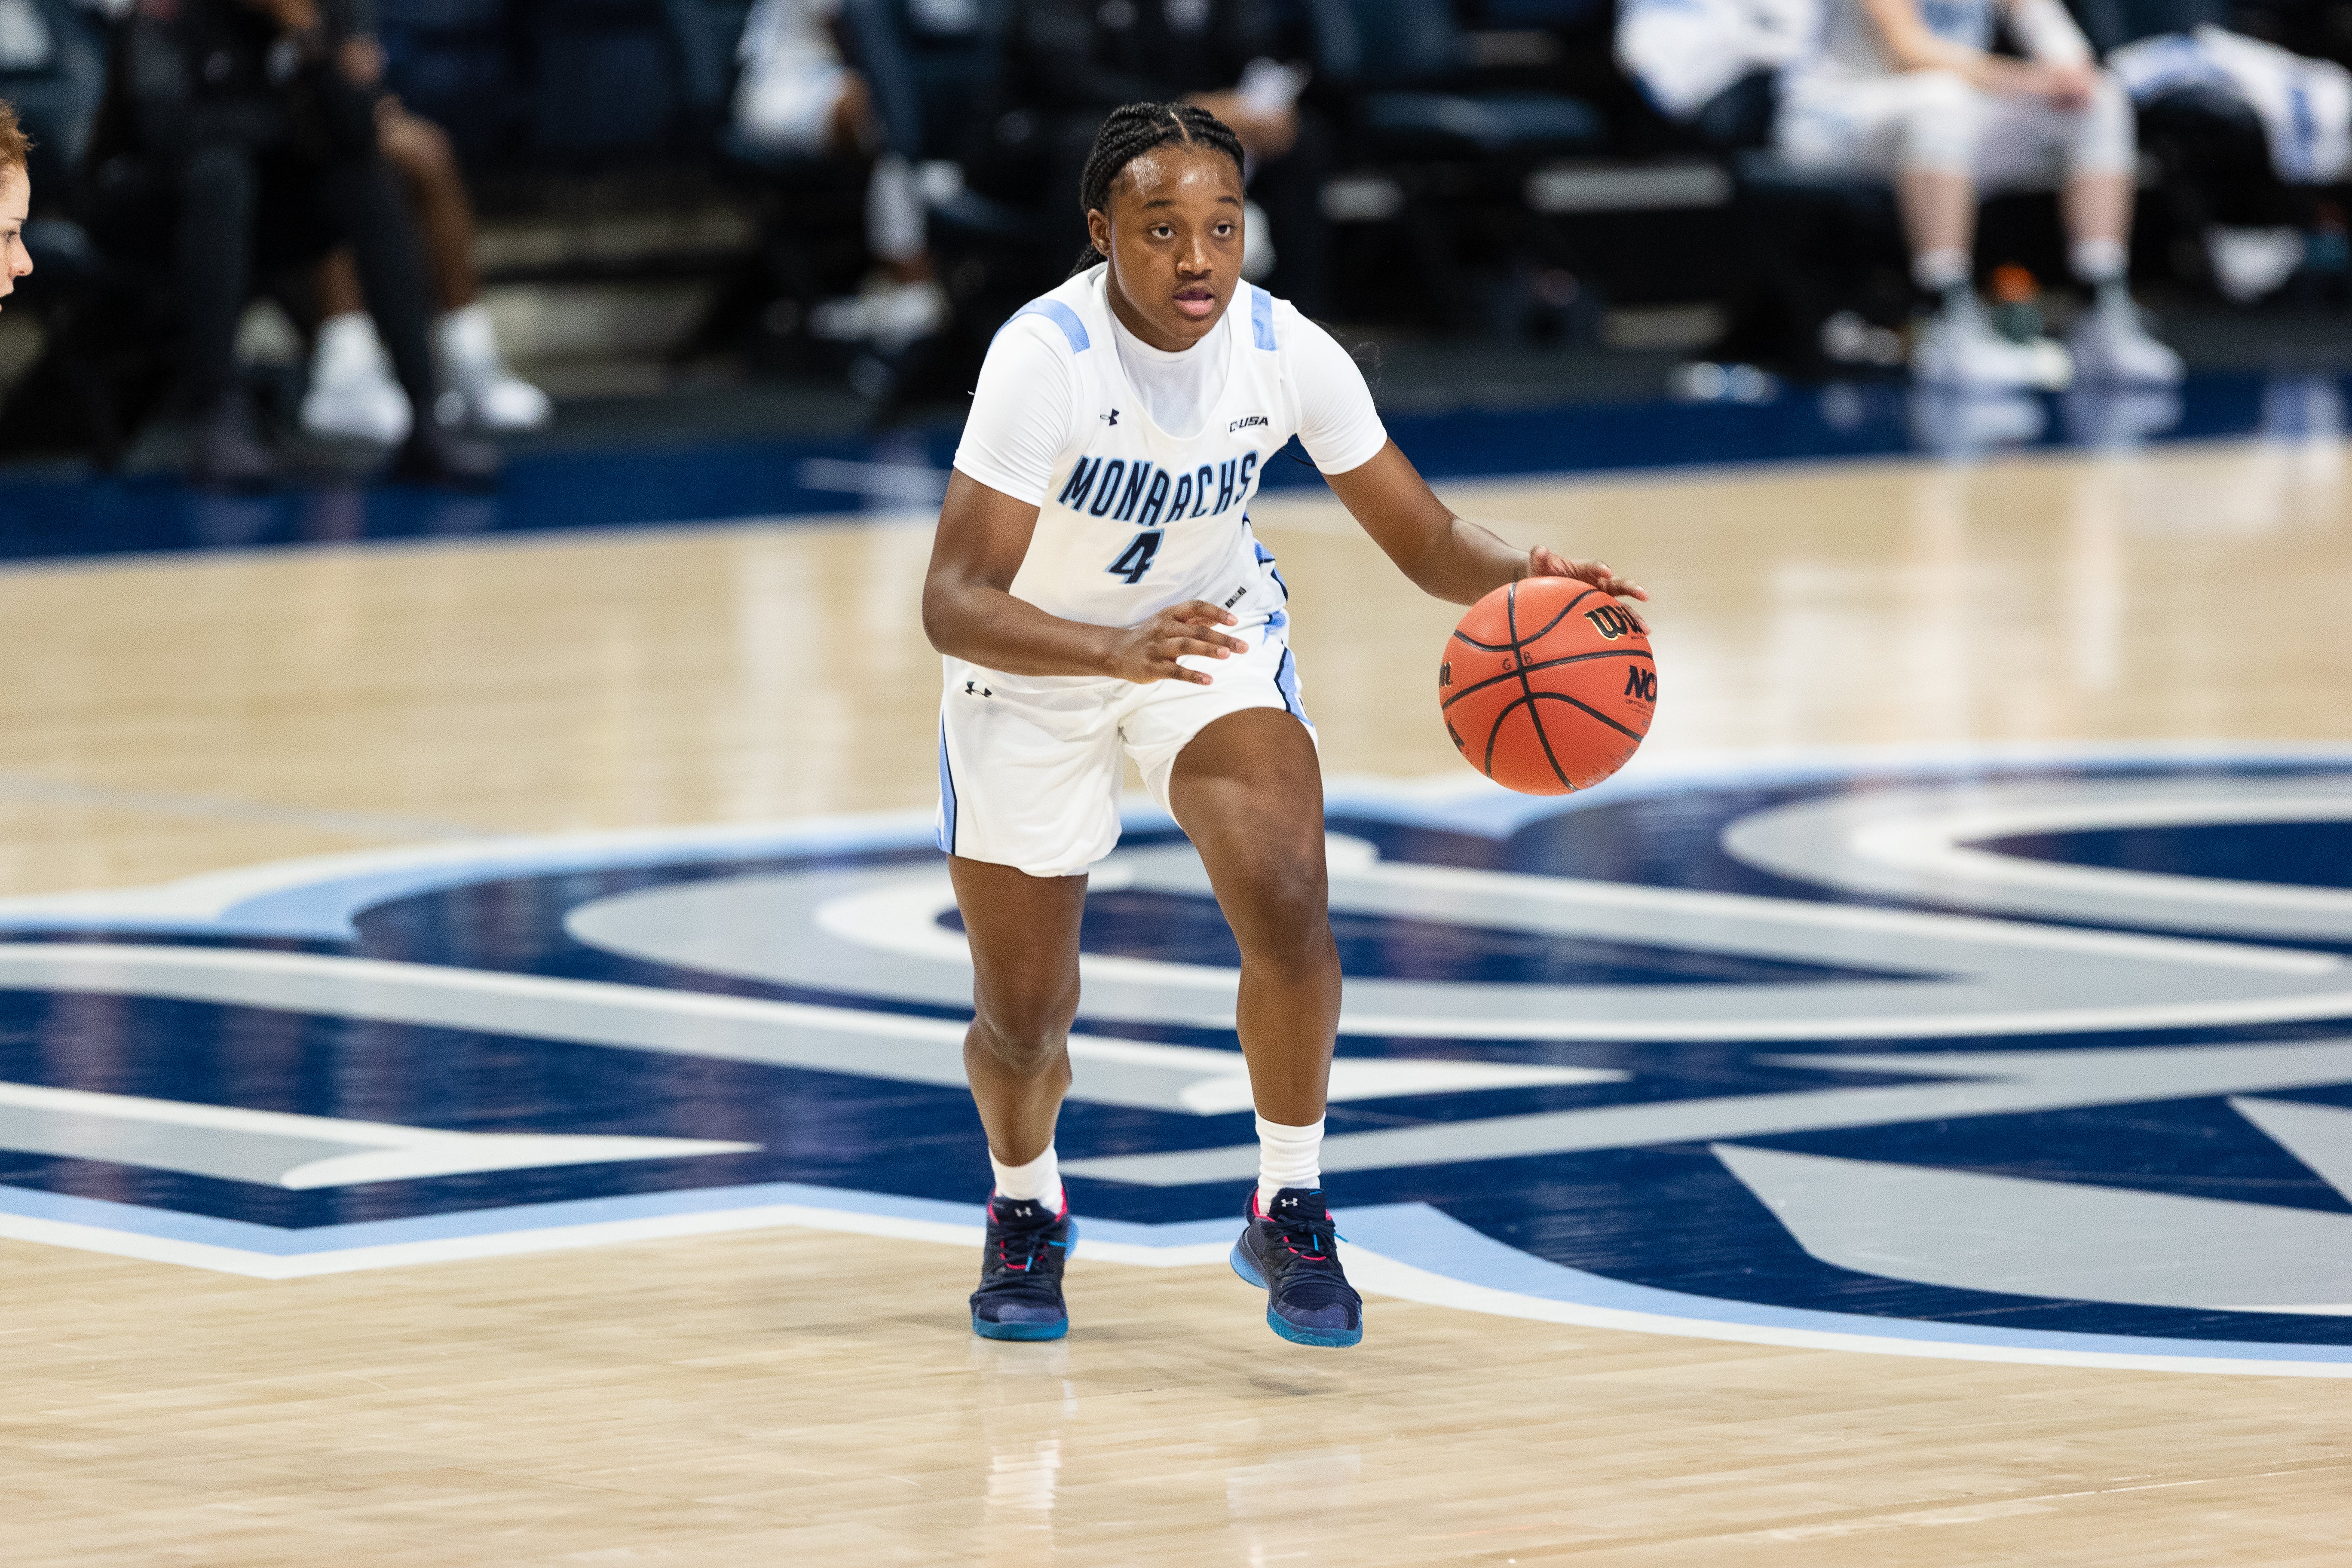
top-left (319, 156), bottom-right (502, 481)
top-left (948, 854), bottom-right (1088, 1173)
top-left (177, 142), bottom-right (276, 484)
top-left (302, 249), bottom-right (413, 444)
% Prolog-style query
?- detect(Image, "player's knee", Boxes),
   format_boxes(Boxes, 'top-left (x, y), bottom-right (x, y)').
top-left (969, 1008), bottom-right (1074, 1079)
top-left (2074, 71), bottom-right (2136, 173)
top-left (1230, 851), bottom-right (1334, 971)
top-left (1898, 72), bottom-right (1979, 174)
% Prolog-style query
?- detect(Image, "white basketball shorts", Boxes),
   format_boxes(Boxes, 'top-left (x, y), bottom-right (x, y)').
top-left (934, 614), bottom-right (1314, 879)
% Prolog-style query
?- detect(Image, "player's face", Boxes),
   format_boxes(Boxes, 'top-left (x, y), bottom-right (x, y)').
top-left (0, 166), bottom-right (30, 309)
top-left (1091, 146), bottom-right (1243, 353)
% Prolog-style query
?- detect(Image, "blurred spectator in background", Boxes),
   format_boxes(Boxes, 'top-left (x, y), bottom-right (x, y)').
top-left (0, 97), bottom-right (30, 308)
top-left (732, 0), bottom-right (945, 351)
top-left (116, 0), bottom-right (497, 483)
top-left (971, 0), bottom-right (1327, 315)
top-left (1775, 0), bottom-right (2181, 388)
top-left (2086, 0), bottom-right (2352, 303)
top-left (1617, 0), bottom-right (1815, 148)
top-left (300, 17), bottom-right (551, 446)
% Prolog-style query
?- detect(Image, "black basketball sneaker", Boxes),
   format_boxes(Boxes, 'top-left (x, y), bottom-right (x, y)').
top-left (970, 1194), bottom-right (1075, 1341)
top-left (1230, 1187), bottom-right (1363, 1348)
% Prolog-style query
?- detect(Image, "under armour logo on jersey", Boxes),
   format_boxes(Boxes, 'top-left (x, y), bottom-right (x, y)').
top-left (962, 680), bottom-right (993, 697)
top-left (1102, 409), bottom-right (1120, 426)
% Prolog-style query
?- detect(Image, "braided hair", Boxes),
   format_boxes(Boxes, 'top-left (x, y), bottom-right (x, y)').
top-left (1071, 103), bottom-right (1247, 275)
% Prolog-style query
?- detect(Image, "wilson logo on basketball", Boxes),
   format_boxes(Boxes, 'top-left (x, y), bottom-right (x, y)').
top-left (1584, 605), bottom-right (1637, 640)
top-left (1623, 666), bottom-right (1657, 702)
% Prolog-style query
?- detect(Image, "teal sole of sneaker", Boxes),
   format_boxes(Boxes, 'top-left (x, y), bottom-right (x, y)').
top-left (971, 1314), bottom-right (1069, 1341)
top-left (1228, 1240), bottom-right (1362, 1348)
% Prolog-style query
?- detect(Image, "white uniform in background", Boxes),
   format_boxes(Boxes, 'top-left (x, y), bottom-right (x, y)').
top-left (734, 0), bottom-right (850, 156)
top-left (2108, 24), bottom-right (2352, 186)
top-left (1776, 0), bottom-right (2135, 190)
top-left (1617, 0), bottom-right (1818, 123)
top-left (939, 265), bottom-right (1388, 877)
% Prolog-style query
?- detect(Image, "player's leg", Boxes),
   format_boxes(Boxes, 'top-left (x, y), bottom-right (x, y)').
top-left (1164, 705), bottom-right (1363, 1348)
top-left (1165, 707), bottom-right (1340, 1130)
top-left (951, 854), bottom-right (1084, 1179)
top-left (939, 685), bottom-right (1122, 1339)
top-left (950, 858), bottom-right (1087, 1341)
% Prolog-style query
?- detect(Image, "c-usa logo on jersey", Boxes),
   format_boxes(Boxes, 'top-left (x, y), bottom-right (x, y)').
top-left (3, 747), bottom-right (2351, 1376)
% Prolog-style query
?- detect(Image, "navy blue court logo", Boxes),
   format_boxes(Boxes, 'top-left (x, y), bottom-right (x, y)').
top-left (3, 747), bottom-right (2351, 1375)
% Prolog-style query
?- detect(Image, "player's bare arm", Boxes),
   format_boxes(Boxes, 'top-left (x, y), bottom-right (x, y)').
top-left (922, 470), bottom-right (1248, 686)
top-left (1859, 0), bottom-right (2089, 100)
top-left (1321, 439), bottom-right (1649, 623)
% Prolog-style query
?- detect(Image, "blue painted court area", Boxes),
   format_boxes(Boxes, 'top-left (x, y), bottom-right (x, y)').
top-left (0, 369), bottom-right (2338, 563)
top-left (5, 753), bottom-right (2352, 1366)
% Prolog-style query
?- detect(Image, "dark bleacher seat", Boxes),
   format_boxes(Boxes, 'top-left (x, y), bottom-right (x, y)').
top-left (379, 0), bottom-right (521, 164)
top-left (526, 0), bottom-right (713, 161)
top-left (1306, 0), bottom-right (1603, 158)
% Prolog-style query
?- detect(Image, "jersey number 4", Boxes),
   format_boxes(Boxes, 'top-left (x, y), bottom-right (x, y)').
top-left (1106, 530), bottom-right (1164, 585)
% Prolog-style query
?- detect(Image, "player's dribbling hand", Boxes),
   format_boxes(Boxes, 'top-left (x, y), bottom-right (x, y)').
top-left (1525, 547), bottom-right (1651, 633)
top-left (1108, 601), bottom-right (1249, 685)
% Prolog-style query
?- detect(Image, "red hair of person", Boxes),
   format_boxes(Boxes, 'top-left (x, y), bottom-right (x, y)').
top-left (0, 98), bottom-right (27, 177)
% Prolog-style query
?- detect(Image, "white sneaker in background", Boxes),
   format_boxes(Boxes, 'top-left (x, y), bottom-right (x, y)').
top-left (1242, 199), bottom-right (1276, 282)
top-left (301, 312), bottom-right (413, 444)
top-left (2067, 297), bottom-right (2186, 386)
top-left (812, 277), bottom-right (949, 354)
top-left (434, 302), bottom-right (554, 431)
top-left (2206, 226), bottom-right (2303, 303)
top-left (1912, 300), bottom-right (2071, 392)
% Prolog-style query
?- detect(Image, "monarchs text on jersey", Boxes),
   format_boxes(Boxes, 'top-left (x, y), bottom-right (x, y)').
top-left (975, 266), bottom-right (1308, 649)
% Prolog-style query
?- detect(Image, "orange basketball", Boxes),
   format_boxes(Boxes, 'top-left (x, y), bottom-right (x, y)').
top-left (1438, 577), bottom-right (1656, 794)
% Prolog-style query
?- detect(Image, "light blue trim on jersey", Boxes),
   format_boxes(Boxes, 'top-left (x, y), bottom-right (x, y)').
top-left (1010, 298), bottom-right (1092, 354)
top-left (1253, 536), bottom-right (1291, 602)
top-left (936, 717), bottom-right (959, 855)
top-left (1248, 286), bottom-right (1277, 351)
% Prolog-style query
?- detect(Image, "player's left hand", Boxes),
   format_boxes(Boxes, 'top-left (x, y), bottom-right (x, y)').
top-left (1525, 547), bottom-right (1650, 633)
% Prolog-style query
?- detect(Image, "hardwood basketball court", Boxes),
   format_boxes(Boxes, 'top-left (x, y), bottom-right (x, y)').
top-left (6, 430), bottom-right (2351, 1564)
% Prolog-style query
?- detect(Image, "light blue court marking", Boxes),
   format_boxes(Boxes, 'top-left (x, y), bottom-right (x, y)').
top-left (11, 1174), bottom-right (2347, 1369)
top-left (1334, 1203), bottom-right (2352, 1370)
top-left (1011, 298), bottom-right (1092, 354)
top-left (0, 1177), bottom-right (1231, 1259)
top-left (1249, 286), bottom-right (1277, 351)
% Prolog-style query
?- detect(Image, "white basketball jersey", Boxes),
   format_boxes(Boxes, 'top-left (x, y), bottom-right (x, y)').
top-left (997, 266), bottom-right (1302, 641)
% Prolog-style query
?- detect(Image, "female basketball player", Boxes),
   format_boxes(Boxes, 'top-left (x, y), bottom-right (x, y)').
top-left (923, 104), bottom-right (1646, 1348)
top-left (0, 101), bottom-right (32, 313)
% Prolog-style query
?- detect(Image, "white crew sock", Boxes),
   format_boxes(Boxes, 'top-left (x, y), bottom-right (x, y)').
top-left (2070, 237), bottom-right (2126, 285)
top-left (990, 1144), bottom-right (1064, 1212)
top-left (1256, 1115), bottom-right (1324, 1213)
top-left (866, 152), bottom-right (926, 266)
top-left (1913, 247), bottom-right (1970, 295)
